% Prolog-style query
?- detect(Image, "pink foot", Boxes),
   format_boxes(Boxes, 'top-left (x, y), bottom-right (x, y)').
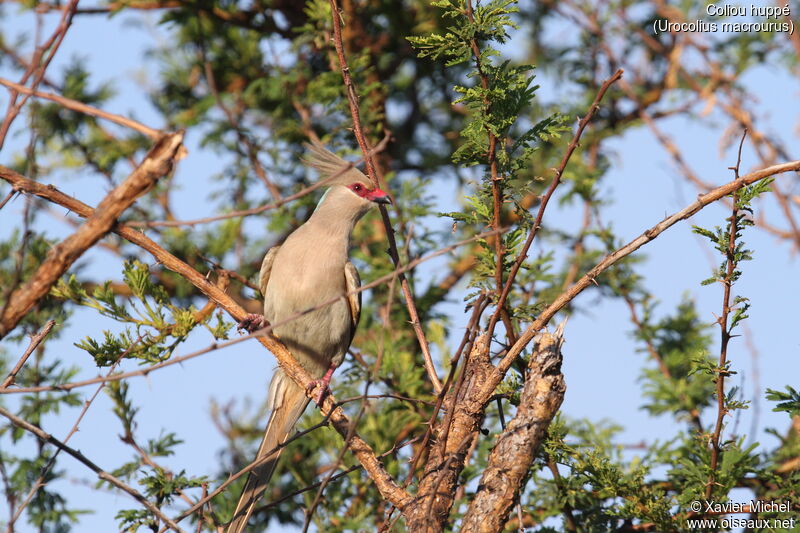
top-left (238, 313), bottom-right (268, 333)
top-left (306, 365), bottom-right (336, 406)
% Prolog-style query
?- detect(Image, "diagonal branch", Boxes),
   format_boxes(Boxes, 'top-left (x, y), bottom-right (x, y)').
top-left (126, 132), bottom-right (391, 228)
top-left (1, 319), bottom-right (55, 387)
top-left (486, 69), bottom-right (623, 340)
top-left (0, 131), bottom-right (185, 339)
top-left (0, 165), bottom-right (412, 510)
top-left (494, 159), bottom-right (800, 379)
top-left (0, 406), bottom-right (186, 533)
top-left (0, 77), bottom-right (162, 139)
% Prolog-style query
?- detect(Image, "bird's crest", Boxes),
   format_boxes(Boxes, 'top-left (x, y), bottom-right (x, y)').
top-left (303, 139), bottom-right (369, 187)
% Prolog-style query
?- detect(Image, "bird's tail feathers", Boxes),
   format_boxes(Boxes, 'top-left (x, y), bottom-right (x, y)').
top-left (226, 371), bottom-right (309, 533)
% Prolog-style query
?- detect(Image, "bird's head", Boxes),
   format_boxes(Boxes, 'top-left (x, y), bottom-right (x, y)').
top-left (303, 139), bottom-right (392, 208)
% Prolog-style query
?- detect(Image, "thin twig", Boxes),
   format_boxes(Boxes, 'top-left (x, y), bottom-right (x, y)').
top-left (0, 227), bottom-right (506, 395)
top-left (705, 129), bottom-right (747, 500)
top-left (486, 69), bottom-right (624, 341)
top-left (1, 319), bottom-right (55, 387)
top-left (199, 45), bottom-right (282, 199)
top-left (0, 188), bottom-right (16, 210)
top-left (496, 158), bottom-right (800, 378)
top-left (464, 0), bottom-right (504, 325)
top-left (127, 133), bottom-right (390, 228)
top-left (0, 0), bottom-right (79, 149)
top-left (0, 406), bottom-right (186, 532)
top-left (328, 0), bottom-right (443, 394)
top-left (9, 348), bottom-right (131, 527)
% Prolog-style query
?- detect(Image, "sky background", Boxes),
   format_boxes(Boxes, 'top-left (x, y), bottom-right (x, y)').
top-left (0, 3), bottom-right (798, 532)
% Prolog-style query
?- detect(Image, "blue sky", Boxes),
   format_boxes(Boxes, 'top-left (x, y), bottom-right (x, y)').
top-left (1, 4), bottom-right (799, 532)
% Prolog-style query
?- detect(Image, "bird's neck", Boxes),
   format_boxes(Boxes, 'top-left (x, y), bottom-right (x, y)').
top-left (304, 201), bottom-right (359, 255)
top-left (306, 188), bottom-right (368, 242)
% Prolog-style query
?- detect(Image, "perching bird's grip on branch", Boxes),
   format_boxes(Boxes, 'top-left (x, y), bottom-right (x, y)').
top-left (226, 140), bottom-right (391, 533)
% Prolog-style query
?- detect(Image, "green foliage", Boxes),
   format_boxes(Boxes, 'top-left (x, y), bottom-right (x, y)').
top-left (411, 0), bottom-right (564, 315)
top-left (766, 386), bottom-right (800, 417)
top-left (637, 299), bottom-right (717, 420)
top-left (52, 260), bottom-right (229, 366)
top-left (104, 380), bottom-right (205, 530)
top-left (0, 230), bottom-right (69, 342)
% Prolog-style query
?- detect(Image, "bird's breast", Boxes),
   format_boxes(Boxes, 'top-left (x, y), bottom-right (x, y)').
top-left (262, 240), bottom-right (352, 376)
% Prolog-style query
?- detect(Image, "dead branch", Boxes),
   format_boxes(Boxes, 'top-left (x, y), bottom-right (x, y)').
top-left (1, 319), bottom-right (55, 387)
top-left (0, 77), bottom-right (162, 139)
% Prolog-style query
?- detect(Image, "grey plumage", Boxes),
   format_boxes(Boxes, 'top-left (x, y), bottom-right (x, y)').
top-left (226, 141), bottom-right (388, 533)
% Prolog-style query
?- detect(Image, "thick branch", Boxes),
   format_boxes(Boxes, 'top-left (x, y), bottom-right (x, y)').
top-left (0, 132), bottom-right (185, 339)
top-left (459, 330), bottom-right (566, 533)
top-left (405, 334), bottom-right (494, 532)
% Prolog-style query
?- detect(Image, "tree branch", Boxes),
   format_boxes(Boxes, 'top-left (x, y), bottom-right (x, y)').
top-left (0, 77), bottom-right (162, 139)
top-left (0, 164), bottom-right (412, 510)
top-left (486, 69), bottom-right (623, 340)
top-left (495, 159), bottom-right (800, 379)
top-left (1, 319), bottom-right (55, 387)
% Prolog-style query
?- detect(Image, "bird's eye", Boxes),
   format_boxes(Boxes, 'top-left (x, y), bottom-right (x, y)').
top-left (352, 184), bottom-right (363, 192)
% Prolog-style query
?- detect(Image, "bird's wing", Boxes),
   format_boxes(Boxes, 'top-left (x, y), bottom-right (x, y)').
top-left (344, 261), bottom-right (362, 345)
top-left (258, 245), bottom-right (281, 297)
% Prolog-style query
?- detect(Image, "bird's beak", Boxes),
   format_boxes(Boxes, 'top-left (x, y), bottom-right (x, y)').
top-left (368, 188), bottom-right (392, 205)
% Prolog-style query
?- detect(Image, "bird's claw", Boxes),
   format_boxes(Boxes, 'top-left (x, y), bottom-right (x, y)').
top-left (238, 313), bottom-right (268, 334)
top-left (306, 378), bottom-right (331, 406)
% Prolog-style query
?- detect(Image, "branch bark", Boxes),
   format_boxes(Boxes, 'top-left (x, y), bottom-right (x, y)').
top-left (459, 329), bottom-right (566, 533)
top-left (0, 131), bottom-right (185, 339)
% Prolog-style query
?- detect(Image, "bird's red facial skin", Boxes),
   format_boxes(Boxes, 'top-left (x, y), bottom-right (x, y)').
top-left (349, 183), bottom-right (391, 204)
top-left (349, 182), bottom-right (369, 198)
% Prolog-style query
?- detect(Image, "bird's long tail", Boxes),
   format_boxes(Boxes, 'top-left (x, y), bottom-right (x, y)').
top-left (226, 371), bottom-right (309, 533)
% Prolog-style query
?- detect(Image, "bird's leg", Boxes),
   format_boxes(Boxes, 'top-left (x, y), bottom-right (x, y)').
top-left (306, 363), bottom-right (336, 406)
top-left (237, 313), bottom-right (268, 333)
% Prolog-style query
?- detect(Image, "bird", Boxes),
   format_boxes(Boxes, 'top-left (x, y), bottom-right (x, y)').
top-left (226, 140), bottom-right (391, 533)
